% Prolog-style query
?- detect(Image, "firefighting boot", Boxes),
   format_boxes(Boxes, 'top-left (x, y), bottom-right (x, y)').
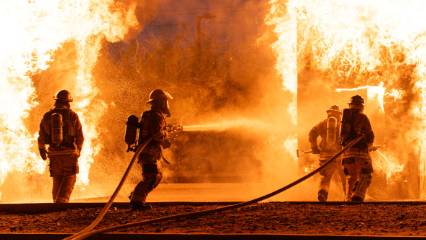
top-left (350, 172), bottom-right (371, 203)
top-left (129, 186), bottom-right (151, 211)
top-left (318, 189), bottom-right (328, 202)
top-left (130, 201), bottom-right (152, 211)
top-left (351, 195), bottom-right (364, 202)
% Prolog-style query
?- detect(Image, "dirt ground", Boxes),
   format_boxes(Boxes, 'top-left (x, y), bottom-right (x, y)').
top-left (0, 202), bottom-right (426, 236)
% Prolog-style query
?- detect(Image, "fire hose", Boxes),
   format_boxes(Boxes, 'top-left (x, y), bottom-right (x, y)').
top-left (65, 135), bottom-right (364, 240)
top-left (64, 138), bottom-right (152, 240)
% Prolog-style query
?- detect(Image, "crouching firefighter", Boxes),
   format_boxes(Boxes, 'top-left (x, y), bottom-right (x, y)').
top-left (340, 95), bottom-right (375, 202)
top-left (127, 89), bottom-right (173, 210)
top-left (38, 90), bottom-right (84, 203)
top-left (309, 105), bottom-right (346, 202)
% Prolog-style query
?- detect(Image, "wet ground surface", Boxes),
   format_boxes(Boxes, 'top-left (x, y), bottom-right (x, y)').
top-left (0, 202), bottom-right (426, 236)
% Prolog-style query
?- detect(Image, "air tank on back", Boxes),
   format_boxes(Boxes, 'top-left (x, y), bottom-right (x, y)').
top-left (125, 115), bottom-right (139, 152)
top-left (51, 112), bottom-right (63, 147)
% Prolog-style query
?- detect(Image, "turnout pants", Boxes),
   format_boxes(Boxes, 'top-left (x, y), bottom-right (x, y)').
top-left (52, 175), bottom-right (76, 203)
top-left (342, 157), bottom-right (373, 201)
top-left (318, 158), bottom-right (346, 201)
top-left (49, 154), bottom-right (79, 203)
top-left (131, 161), bottom-right (162, 204)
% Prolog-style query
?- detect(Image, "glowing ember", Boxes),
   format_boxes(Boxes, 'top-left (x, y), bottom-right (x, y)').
top-left (0, 0), bottom-right (137, 192)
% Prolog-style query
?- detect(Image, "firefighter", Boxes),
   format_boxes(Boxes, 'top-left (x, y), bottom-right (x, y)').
top-left (309, 105), bottom-right (346, 202)
top-left (130, 89), bottom-right (173, 210)
top-left (340, 95), bottom-right (375, 202)
top-left (38, 90), bottom-right (84, 203)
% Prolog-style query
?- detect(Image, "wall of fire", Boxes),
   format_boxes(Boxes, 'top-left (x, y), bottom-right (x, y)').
top-left (2, 0), bottom-right (425, 202)
top-left (297, 37), bottom-right (422, 200)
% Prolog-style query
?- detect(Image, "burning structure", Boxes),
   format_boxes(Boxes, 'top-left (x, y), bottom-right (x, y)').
top-left (1, 0), bottom-right (426, 202)
top-left (292, 0), bottom-right (426, 199)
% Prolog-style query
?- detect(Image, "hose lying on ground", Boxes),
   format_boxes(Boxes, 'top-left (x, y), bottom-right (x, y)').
top-left (68, 135), bottom-right (364, 240)
top-left (64, 138), bottom-right (152, 240)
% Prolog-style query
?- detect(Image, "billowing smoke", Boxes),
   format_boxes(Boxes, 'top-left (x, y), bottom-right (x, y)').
top-left (82, 0), bottom-right (426, 201)
top-left (85, 0), bottom-right (299, 201)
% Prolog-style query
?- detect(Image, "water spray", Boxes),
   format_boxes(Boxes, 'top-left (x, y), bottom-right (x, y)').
top-left (179, 118), bottom-right (269, 132)
top-left (376, 149), bottom-right (404, 182)
top-left (126, 116), bottom-right (270, 152)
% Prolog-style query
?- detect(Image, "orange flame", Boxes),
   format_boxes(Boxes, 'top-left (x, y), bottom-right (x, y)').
top-left (336, 82), bottom-right (405, 113)
top-left (336, 82), bottom-right (386, 111)
top-left (0, 0), bottom-right (137, 194)
top-left (268, 0), bottom-right (426, 196)
top-left (266, 0), bottom-right (297, 125)
top-left (266, 0), bottom-right (298, 161)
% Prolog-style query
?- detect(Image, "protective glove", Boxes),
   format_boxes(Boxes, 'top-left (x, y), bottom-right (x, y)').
top-left (39, 148), bottom-right (47, 160)
top-left (311, 146), bottom-right (320, 154)
top-left (162, 139), bottom-right (171, 149)
top-left (368, 145), bottom-right (380, 152)
top-left (75, 144), bottom-right (83, 157)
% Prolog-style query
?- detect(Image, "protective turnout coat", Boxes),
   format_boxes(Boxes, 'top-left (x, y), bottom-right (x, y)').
top-left (309, 117), bottom-right (341, 160)
top-left (38, 107), bottom-right (84, 176)
top-left (138, 109), bottom-right (168, 164)
top-left (340, 109), bottom-right (374, 159)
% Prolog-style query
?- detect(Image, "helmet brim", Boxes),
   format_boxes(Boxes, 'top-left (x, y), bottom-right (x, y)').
top-left (54, 97), bottom-right (73, 102)
top-left (326, 109), bottom-right (341, 114)
top-left (163, 91), bottom-right (173, 100)
top-left (147, 90), bottom-right (173, 104)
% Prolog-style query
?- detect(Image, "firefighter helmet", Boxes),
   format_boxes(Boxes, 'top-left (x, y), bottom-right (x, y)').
top-left (147, 89), bottom-right (173, 103)
top-left (326, 105), bottom-right (341, 115)
top-left (147, 89), bottom-right (173, 117)
top-left (54, 90), bottom-right (73, 102)
top-left (349, 95), bottom-right (364, 105)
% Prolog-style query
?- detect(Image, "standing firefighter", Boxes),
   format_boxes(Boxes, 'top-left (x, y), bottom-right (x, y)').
top-left (341, 95), bottom-right (375, 202)
top-left (38, 90), bottom-right (84, 203)
top-left (309, 105), bottom-right (346, 202)
top-left (129, 89), bottom-right (173, 210)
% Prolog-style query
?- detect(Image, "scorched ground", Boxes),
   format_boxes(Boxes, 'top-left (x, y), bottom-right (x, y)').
top-left (1, 202), bottom-right (426, 236)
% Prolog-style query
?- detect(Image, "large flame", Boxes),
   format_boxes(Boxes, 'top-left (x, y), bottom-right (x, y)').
top-left (266, 0), bottom-right (297, 125)
top-left (335, 82), bottom-right (406, 182)
top-left (336, 82), bottom-right (386, 112)
top-left (268, 0), bottom-right (426, 197)
top-left (294, 0), bottom-right (426, 197)
top-left (266, 0), bottom-right (298, 161)
top-left (336, 82), bottom-right (405, 113)
top-left (0, 0), bottom-right (137, 193)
